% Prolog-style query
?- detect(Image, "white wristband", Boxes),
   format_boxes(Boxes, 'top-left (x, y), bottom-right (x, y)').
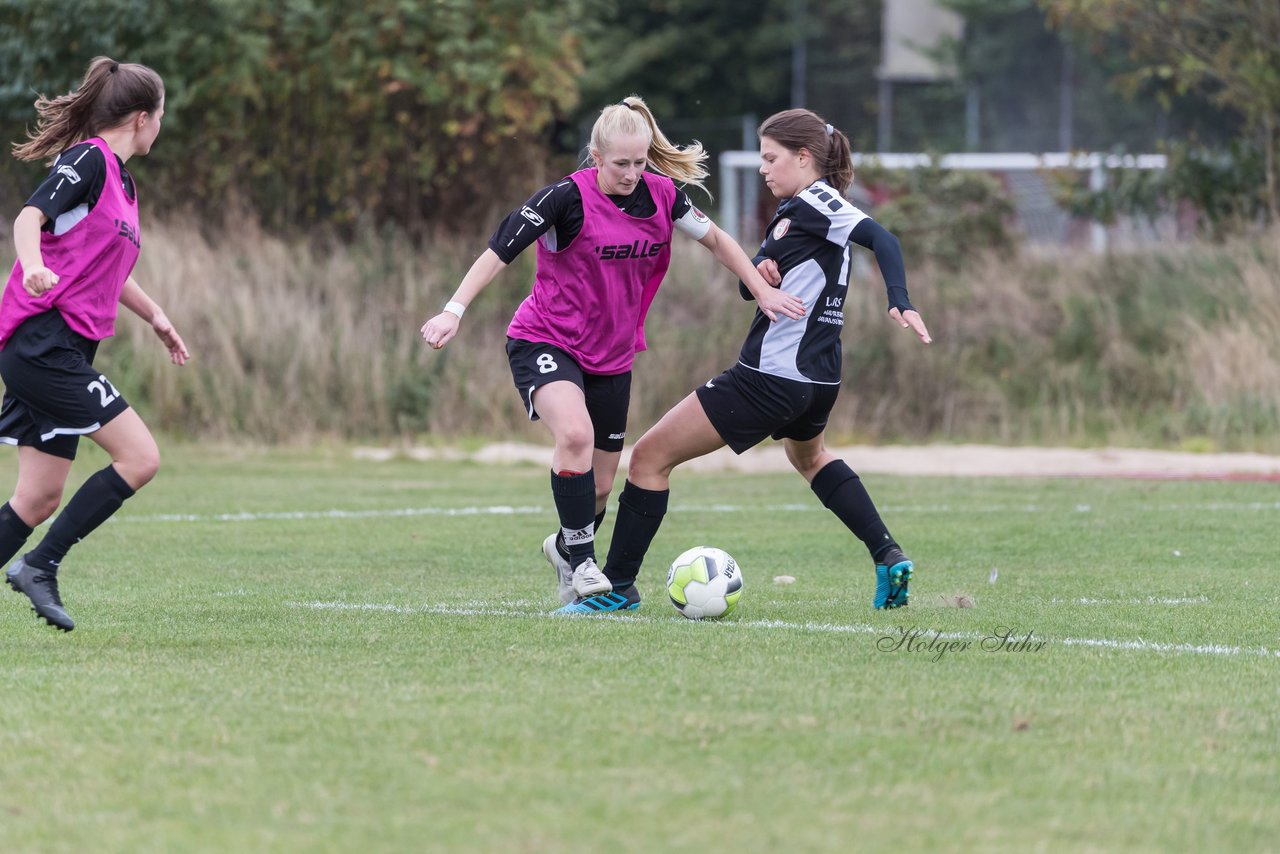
top-left (443, 300), bottom-right (466, 319)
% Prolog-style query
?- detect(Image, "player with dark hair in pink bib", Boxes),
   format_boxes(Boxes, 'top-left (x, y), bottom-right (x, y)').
top-left (1, 57), bottom-right (188, 631)
top-left (421, 96), bottom-right (806, 611)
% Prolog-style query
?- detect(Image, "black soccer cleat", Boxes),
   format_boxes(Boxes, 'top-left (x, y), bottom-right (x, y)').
top-left (6, 556), bottom-right (75, 632)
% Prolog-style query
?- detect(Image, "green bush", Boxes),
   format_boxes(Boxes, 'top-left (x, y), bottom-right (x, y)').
top-left (0, 0), bottom-right (590, 232)
top-left (855, 159), bottom-right (1017, 271)
top-left (1051, 141), bottom-right (1270, 239)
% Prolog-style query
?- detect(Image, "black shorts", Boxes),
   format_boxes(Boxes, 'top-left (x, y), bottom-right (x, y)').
top-left (0, 310), bottom-right (129, 460)
top-left (695, 362), bottom-right (839, 455)
top-left (506, 338), bottom-right (632, 452)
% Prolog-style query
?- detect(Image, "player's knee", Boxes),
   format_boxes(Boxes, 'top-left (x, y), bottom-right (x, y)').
top-left (17, 488), bottom-right (64, 525)
top-left (122, 447), bottom-right (161, 489)
top-left (786, 446), bottom-right (831, 481)
top-left (784, 443), bottom-right (814, 471)
top-left (628, 437), bottom-right (667, 480)
top-left (555, 423), bottom-right (595, 458)
top-left (792, 458), bottom-right (824, 481)
top-left (139, 449), bottom-right (161, 485)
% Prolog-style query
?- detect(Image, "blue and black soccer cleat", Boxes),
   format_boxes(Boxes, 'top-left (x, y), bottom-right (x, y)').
top-left (874, 548), bottom-right (913, 610)
top-left (552, 584), bottom-right (641, 615)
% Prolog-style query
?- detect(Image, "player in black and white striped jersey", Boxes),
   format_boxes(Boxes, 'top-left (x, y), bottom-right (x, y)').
top-left (584, 108), bottom-right (932, 614)
top-left (735, 173), bottom-right (912, 386)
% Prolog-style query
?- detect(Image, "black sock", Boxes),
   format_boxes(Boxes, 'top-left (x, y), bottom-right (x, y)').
top-left (0, 501), bottom-right (34, 567)
top-left (810, 460), bottom-right (897, 563)
top-left (26, 466), bottom-right (135, 573)
top-left (603, 480), bottom-right (669, 588)
top-left (550, 469), bottom-right (596, 567)
top-left (557, 508), bottom-right (608, 561)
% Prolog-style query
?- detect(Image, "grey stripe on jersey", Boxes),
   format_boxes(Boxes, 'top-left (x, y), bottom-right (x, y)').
top-left (755, 248), bottom-right (851, 383)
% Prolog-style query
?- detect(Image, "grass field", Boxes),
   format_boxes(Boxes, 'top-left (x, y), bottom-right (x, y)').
top-left (1, 443), bottom-right (1277, 853)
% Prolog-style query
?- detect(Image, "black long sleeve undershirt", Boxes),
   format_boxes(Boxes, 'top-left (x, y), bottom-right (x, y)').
top-left (739, 218), bottom-right (914, 312)
top-left (851, 218), bottom-right (913, 313)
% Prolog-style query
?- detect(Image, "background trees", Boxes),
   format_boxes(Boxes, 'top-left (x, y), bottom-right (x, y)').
top-left (1, 0), bottom-right (1274, 235)
top-left (1043, 0), bottom-right (1280, 222)
top-left (1, 0), bottom-right (592, 231)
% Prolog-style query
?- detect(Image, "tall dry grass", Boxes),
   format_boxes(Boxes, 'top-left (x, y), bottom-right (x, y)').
top-left (72, 222), bottom-right (1280, 450)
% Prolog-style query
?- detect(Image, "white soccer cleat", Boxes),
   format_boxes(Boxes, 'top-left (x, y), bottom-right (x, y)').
top-left (543, 533), bottom-right (575, 605)
top-left (571, 557), bottom-right (612, 598)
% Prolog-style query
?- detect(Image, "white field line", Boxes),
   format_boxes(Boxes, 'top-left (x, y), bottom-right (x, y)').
top-left (116, 499), bottom-right (1280, 524)
top-left (1049, 596), bottom-right (1209, 606)
top-left (287, 600), bottom-right (1280, 660)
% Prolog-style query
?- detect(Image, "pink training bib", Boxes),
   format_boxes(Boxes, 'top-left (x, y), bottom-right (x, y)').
top-left (0, 137), bottom-right (141, 346)
top-left (507, 168), bottom-right (676, 375)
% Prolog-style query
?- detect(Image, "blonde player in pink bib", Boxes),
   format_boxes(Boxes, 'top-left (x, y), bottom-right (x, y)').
top-left (421, 96), bottom-right (806, 611)
top-left (1, 57), bottom-right (188, 631)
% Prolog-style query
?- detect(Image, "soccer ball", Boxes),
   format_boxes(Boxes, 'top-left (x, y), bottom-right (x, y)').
top-left (666, 546), bottom-right (744, 620)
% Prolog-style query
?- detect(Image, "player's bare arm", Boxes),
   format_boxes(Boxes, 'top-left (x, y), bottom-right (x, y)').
top-left (121, 276), bottom-right (190, 364)
top-left (421, 248), bottom-right (508, 350)
top-left (696, 224), bottom-right (805, 322)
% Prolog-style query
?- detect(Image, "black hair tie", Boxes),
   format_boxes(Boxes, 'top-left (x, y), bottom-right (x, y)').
top-left (109, 62), bottom-right (119, 73)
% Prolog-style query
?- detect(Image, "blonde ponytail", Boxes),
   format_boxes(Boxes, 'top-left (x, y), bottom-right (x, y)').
top-left (588, 95), bottom-right (710, 197)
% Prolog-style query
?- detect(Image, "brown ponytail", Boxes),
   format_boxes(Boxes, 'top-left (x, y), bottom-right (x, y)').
top-left (13, 56), bottom-right (164, 163)
top-left (758, 108), bottom-right (854, 194)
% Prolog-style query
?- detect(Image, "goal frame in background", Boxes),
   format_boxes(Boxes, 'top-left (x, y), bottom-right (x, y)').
top-left (717, 150), bottom-right (1169, 253)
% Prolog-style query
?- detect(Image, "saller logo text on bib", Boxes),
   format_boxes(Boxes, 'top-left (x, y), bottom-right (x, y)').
top-left (594, 240), bottom-right (667, 261)
top-left (115, 219), bottom-right (141, 248)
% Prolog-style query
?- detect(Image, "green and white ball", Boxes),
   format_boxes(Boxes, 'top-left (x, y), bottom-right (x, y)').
top-left (666, 546), bottom-right (744, 620)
